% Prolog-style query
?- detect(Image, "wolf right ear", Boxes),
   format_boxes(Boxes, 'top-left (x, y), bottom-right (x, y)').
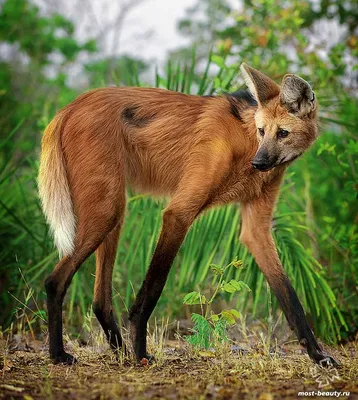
top-left (280, 74), bottom-right (316, 117)
top-left (240, 63), bottom-right (280, 106)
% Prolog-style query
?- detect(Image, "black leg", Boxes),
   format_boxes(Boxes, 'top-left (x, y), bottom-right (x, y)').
top-left (93, 305), bottom-right (123, 351)
top-left (128, 210), bottom-right (188, 361)
top-left (93, 223), bottom-right (124, 354)
top-left (240, 199), bottom-right (339, 367)
top-left (45, 265), bottom-right (78, 365)
top-left (45, 237), bottom-right (108, 364)
top-left (272, 275), bottom-right (339, 366)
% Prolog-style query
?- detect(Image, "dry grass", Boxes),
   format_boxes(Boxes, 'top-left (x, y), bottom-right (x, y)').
top-left (0, 321), bottom-right (357, 400)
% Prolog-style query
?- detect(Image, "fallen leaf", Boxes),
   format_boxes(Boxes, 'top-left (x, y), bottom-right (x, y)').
top-left (141, 357), bottom-right (149, 367)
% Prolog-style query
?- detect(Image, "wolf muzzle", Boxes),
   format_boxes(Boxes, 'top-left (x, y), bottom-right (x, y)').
top-left (252, 149), bottom-right (278, 171)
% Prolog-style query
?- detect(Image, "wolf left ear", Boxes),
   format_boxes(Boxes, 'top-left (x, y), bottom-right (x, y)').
top-left (240, 63), bottom-right (280, 105)
top-left (280, 74), bottom-right (316, 117)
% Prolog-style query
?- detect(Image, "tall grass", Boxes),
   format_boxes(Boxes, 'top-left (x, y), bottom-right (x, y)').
top-left (0, 52), bottom-right (347, 343)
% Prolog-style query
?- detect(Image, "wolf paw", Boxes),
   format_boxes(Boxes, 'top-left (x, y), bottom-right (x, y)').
top-left (312, 352), bottom-right (339, 367)
top-left (52, 351), bottom-right (77, 365)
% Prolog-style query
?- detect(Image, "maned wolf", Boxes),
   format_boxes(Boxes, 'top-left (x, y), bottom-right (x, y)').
top-left (38, 63), bottom-right (338, 366)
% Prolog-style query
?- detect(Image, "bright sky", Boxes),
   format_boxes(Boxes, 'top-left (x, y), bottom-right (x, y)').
top-left (35, 0), bottom-right (196, 63)
top-left (116, 0), bottom-right (195, 62)
top-left (34, 0), bottom-right (197, 83)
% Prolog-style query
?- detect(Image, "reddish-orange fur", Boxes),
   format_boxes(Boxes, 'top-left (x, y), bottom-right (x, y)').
top-left (38, 64), bottom-right (337, 366)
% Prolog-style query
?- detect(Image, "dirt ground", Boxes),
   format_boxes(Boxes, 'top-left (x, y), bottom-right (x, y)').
top-left (1, 333), bottom-right (357, 400)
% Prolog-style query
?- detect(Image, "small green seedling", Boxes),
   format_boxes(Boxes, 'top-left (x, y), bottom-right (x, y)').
top-left (183, 259), bottom-right (250, 350)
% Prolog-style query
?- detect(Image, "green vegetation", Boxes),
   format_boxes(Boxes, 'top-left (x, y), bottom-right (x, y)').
top-left (183, 260), bottom-right (249, 350)
top-left (0, 0), bottom-right (357, 350)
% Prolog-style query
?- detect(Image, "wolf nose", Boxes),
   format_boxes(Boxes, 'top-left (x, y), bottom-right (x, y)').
top-left (252, 160), bottom-right (269, 171)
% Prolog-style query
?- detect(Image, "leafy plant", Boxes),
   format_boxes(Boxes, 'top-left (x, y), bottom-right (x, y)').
top-left (183, 260), bottom-right (250, 350)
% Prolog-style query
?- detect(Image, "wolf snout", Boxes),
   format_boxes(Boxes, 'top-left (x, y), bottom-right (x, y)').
top-left (252, 149), bottom-right (277, 171)
top-left (252, 157), bottom-right (272, 171)
top-left (252, 159), bottom-right (271, 171)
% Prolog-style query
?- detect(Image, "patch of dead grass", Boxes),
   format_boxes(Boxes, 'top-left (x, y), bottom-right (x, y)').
top-left (0, 330), bottom-right (357, 400)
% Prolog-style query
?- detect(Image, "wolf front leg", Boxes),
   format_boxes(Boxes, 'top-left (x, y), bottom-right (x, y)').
top-left (128, 207), bottom-right (191, 361)
top-left (128, 144), bottom-right (233, 362)
top-left (239, 191), bottom-right (338, 366)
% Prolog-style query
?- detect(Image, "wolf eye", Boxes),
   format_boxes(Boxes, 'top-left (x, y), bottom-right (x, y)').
top-left (258, 128), bottom-right (265, 137)
top-left (277, 129), bottom-right (289, 139)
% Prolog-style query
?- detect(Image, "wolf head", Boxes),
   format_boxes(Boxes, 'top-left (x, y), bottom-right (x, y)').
top-left (241, 63), bottom-right (318, 172)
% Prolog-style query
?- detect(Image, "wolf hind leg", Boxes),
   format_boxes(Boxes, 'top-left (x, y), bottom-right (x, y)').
top-left (93, 206), bottom-right (125, 353)
top-left (45, 214), bottom-right (120, 364)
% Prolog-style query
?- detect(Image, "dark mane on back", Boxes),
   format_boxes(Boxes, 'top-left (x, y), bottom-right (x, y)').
top-left (225, 89), bottom-right (257, 121)
top-left (228, 89), bottom-right (257, 106)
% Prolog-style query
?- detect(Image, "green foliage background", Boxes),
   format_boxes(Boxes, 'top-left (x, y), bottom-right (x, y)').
top-left (0, 0), bottom-right (357, 344)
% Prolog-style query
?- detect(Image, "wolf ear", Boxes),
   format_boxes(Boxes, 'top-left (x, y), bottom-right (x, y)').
top-left (240, 63), bottom-right (280, 105)
top-left (280, 74), bottom-right (316, 117)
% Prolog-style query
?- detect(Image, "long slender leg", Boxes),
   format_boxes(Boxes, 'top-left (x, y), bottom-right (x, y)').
top-left (45, 215), bottom-right (119, 364)
top-left (128, 208), bottom-right (191, 360)
top-left (93, 221), bottom-right (124, 352)
top-left (239, 193), bottom-right (338, 366)
top-left (45, 256), bottom-right (81, 364)
top-left (45, 240), bottom-right (106, 364)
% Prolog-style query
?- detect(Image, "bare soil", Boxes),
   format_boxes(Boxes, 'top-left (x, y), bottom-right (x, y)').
top-left (1, 335), bottom-right (357, 400)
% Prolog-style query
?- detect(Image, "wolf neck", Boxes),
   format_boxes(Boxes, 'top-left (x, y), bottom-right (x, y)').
top-left (241, 105), bottom-right (258, 139)
top-left (222, 90), bottom-right (258, 141)
top-left (224, 89), bottom-right (258, 123)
